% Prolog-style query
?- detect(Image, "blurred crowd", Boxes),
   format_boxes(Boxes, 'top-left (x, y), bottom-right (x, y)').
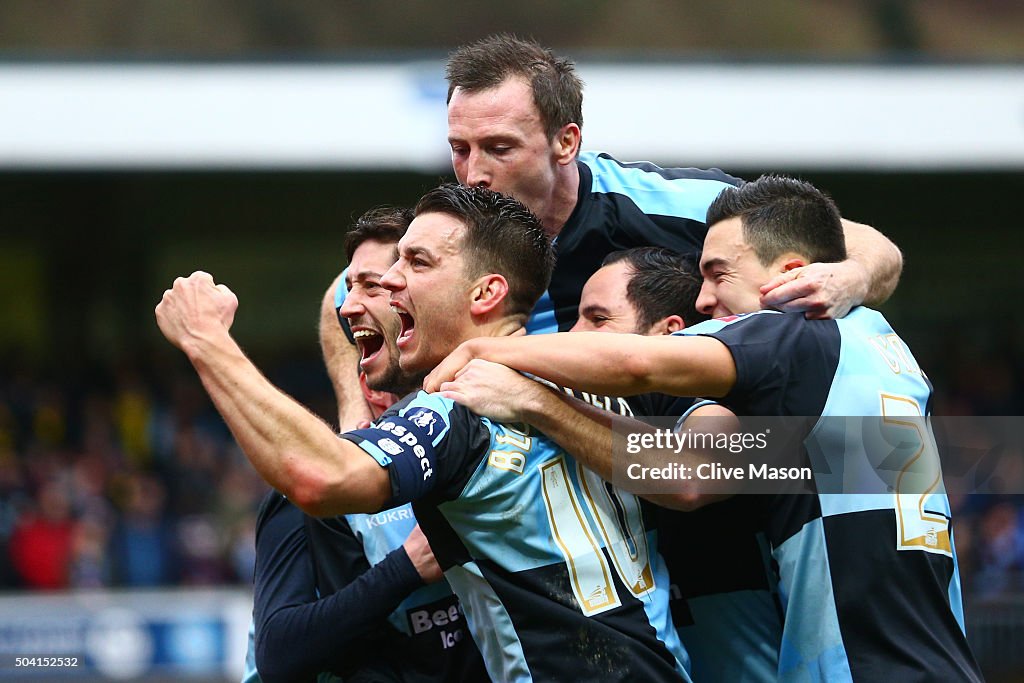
top-left (0, 359), bottom-right (270, 591)
top-left (0, 341), bottom-right (1021, 599)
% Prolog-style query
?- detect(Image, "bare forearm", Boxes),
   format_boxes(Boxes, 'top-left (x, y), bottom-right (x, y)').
top-left (841, 218), bottom-right (902, 306)
top-left (523, 393), bottom-right (725, 510)
top-left (521, 391), bottom-right (616, 481)
top-left (182, 331), bottom-right (385, 515)
top-left (439, 358), bottom-right (735, 510)
top-left (447, 334), bottom-right (735, 399)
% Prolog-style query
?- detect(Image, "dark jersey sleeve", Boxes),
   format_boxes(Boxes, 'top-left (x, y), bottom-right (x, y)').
top-left (340, 392), bottom-right (492, 507)
top-left (252, 492), bottom-right (424, 683)
top-left (628, 391), bottom-right (696, 419)
top-left (695, 312), bottom-right (840, 416)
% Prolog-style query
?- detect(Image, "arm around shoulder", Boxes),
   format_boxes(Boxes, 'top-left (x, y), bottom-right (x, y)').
top-left (426, 333), bottom-right (736, 399)
top-left (840, 218), bottom-right (903, 306)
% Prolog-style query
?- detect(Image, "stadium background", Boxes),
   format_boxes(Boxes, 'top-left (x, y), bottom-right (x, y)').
top-left (0, 1), bottom-right (1022, 681)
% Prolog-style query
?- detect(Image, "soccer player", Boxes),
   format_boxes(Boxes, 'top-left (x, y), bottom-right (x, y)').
top-left (243, 208), bottom-right (486, 683)
top-left (424, 175), bottom-right (984, 683)
top-left (445, 34), bottom-right (904, 331)
top-left (330, 35), bottom-right (902, 425)
top-left (440, 247), bottom-right (783, 683)
top-left (156, 184), bottom-right (691, 682)
top-left (572, 247), bottom-right (702, 335)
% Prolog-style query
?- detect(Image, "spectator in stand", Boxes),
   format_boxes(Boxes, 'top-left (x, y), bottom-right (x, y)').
top-left (9, 478), bottom-right (74, 590)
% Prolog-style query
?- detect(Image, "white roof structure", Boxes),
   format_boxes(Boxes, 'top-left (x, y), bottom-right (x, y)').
top-left (1, 61), bottom-right (1022, 170)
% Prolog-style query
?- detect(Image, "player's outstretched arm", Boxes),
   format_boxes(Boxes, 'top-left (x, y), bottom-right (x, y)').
top-left (440, 360), bottom-right (734, 511)
top-left (439, 359), bottom-right (615, 477)
top-left (155, 271), bottom-right (389, 516)
top-left (320, 273), bottom-right (374, 430)
top-left (440, 360), bottom-right (737, 509)
top-left (426, 332), bottom-right (736, 399)
top-left (759, 219), bottom-right (903, 319)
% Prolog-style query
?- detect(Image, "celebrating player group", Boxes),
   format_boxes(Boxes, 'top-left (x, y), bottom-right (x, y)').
top-left (156, 35), bottom-right (983, 683)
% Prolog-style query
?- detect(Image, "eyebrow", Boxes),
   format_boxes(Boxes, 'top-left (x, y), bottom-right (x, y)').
top-left (579, 304), bottom-right (612, 318)
top-left (402, 245), bottom-right (435, 261)
top-left (346, 269), bottom-right (385, 288)
top-left (449, 132), bottom-right (520, 145)
top-left (700, 256), bottom-right (728, 273)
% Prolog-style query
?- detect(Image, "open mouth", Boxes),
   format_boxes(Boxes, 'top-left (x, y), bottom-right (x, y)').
top-left (394, 307), bottom-right (415, 348)
top-left (353, 329), bottom-right (385, 366)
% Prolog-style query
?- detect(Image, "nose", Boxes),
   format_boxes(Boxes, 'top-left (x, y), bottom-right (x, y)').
top-left (464, 150), bottom-right (491, 189)
top-left (380, 261), bottom-right (405, 293)
top-left (695, 280), bottom-right (716, 316)
top-left (339, 287), bottom-right (363, 319)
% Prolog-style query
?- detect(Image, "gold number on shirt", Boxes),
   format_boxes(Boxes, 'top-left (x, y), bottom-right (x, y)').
top-left (540, 456), bottom-right (655, 616)
top-left (578, 465), bottom-right (655, 598)
top-left (881, 394), bottom-right (952, 557)
top-left (540, 457), bottom-right (622, 616)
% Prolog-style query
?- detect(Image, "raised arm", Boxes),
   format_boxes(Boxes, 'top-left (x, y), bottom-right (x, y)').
top-left (155, 271), bottom-right (389, 516)
top-left (320, 273), bottom-right (374, 430)
top-left (426, 332), bottom-right (736, 399)
top-left (760, 218), bottom-right (903, 318)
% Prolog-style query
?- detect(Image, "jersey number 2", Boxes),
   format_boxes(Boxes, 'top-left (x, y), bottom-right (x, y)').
top-left (881, 394), bottom-right (952, 557)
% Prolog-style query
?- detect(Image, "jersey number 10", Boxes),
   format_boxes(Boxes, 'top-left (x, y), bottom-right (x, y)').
top-left (540, 456), bottom-right (656, 617)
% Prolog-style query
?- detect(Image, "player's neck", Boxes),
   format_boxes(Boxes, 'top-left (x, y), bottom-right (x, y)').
top-left (541, 162), bottom-right (581, 238)
top-left (462, 317), bottom-right (526, 344)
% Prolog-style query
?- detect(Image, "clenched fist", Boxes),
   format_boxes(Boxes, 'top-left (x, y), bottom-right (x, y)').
top-left (155, 271), bottom-right (238, 355)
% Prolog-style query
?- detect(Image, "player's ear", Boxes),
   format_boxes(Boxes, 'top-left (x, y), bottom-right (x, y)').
top-left (358, 371), bottom-right (399, 420)
top-left (365, 388), bottom-right (399, 410)
top-left (469, 274), bottom-right (510, 316)
top-left (662, 315), bottom-right (686, 335)
top-left (776, 255), bottom-right (808, 275)
top-left (553, 123), bottom-right (581, 165)
top-left (648, 315), bottom-right (686, 336)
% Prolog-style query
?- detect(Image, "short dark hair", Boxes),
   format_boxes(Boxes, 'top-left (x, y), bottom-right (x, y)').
top-left (602, 247), bottom-right (708, 329)
top-left (344, 206), bottom-right (414, 263)
top-left (414, 184), bottom-right (554, 321)
top-left (706, 175), bottom-right (847, 265)
top-left (446, 34), bottom-right (583, 141)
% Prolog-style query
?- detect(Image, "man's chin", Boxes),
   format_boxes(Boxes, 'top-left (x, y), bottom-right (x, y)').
top-left (398, 351), bottom-right (430, 377)
top-left (368, 367), bottom-right (424, 398)
top-left (399, 349), bottom-right (446, 384)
